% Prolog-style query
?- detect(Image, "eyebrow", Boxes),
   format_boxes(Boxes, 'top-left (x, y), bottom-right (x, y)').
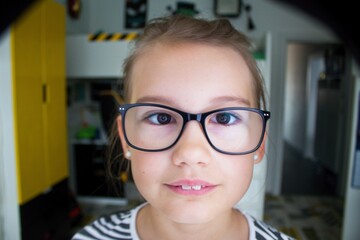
top-left (136, 96), bottom-right (177, 105)
top-left (136, 95), bottom-right (251, 107)
top-left (209, 96), bottom-right (251, 107)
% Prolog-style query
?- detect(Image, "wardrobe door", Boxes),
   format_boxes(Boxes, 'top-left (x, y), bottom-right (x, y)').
top-left (12, 1), bottom-right (47, 204)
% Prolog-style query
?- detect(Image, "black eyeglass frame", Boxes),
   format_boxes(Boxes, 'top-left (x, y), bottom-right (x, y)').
top-left (118, 103), bottom-right (271, 155)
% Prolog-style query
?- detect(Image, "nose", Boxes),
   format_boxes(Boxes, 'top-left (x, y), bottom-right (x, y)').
top-left (171, 121), bottom-right (212, 167)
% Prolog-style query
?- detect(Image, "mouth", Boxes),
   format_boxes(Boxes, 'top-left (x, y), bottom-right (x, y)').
top-left (166, 180), bottom-right (217, 195)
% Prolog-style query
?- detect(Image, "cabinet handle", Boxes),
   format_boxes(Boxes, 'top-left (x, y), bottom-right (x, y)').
top-left (42, 84), bottom-right (47, 103)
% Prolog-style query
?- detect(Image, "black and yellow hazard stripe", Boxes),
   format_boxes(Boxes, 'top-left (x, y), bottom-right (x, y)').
top-left (88, 31), bottom-right (139, 41)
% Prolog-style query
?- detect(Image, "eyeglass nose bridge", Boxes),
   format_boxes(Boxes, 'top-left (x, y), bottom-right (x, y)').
top-left (180, 113), bottom-right (208, 139)
top-left (186, 113), bottom-right (203, 122)
top-left (182, 113), bottom-right (208, 131)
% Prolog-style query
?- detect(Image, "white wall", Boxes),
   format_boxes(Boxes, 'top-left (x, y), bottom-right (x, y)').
top-left (284, 43), bottom-right (323, 153)
top-left (0, 29), bottom-right (21, 240)
top-left (66, 35), bottom-right (132, 77)
top-left (284, 43), bottom-right (309, 151)
top-left (305, 53), bottom-right (324, 160)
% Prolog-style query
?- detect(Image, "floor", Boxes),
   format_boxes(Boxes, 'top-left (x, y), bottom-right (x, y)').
top-left (264, 141), bottom-right (344, 240)
top-left (264, 194), bottom-right (343, 240)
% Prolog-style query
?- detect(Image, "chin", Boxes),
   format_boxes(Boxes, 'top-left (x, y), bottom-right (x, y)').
top-left (162, 201), bottom-right (218, 225)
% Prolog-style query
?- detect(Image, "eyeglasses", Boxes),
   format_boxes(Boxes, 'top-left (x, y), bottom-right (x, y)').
top-left (118, 103), bottom-right (270, 155)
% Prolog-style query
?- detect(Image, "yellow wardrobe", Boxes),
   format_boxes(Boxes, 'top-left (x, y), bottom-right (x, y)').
top-left (12, 0), bottom-right (68, 205)
top-left (6, 0), bottom-right (70, 238)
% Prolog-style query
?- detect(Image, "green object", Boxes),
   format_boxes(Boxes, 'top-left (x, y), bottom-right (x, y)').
top-left (253, 51), bottom-right (265, 60)
top-left (76, 126), bottom-right (98, 139)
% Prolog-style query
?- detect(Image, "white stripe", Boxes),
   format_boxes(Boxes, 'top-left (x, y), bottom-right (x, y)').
top-left (110, 213), bottom-right (131, 225)
top-left (93, 220), bottom-right (131, 238)
top-left (85, 225), bottom-right (115, 240)
top-left (99, 218), bottom-right (132, 236)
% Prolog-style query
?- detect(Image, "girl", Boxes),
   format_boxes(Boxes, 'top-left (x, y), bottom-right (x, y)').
top-left (72, 15), bottom-right (293, 240)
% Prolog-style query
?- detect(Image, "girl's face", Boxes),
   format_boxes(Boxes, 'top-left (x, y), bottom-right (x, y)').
top-left (118, 42), bottom-right (265, 224)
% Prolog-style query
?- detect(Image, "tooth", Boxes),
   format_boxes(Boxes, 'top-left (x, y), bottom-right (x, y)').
top-left (191, 185), bottom-right (202, 190)
top-left (181, 185), bottom-right (191, 190)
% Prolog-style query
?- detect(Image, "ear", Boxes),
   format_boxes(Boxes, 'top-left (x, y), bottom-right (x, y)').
top-left (117, 115), bottom-right (130, 159)
top-left (254, 133), bottom-right (267, 164)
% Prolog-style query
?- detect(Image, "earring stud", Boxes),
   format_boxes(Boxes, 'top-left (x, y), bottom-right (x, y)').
top-left (125, 151), bottom-right (132, 159)
top-left (253, 154), bottom-right (258, 160)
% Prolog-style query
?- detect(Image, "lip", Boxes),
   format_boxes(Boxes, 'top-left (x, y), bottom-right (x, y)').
top-left (165, 179), bottom-right (218, 196)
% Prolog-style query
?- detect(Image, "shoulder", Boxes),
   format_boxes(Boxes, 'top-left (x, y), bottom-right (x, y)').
top-left (71, 204), bottom-right (145, 240)
top-left (243, 212), bottom-right (295, 240)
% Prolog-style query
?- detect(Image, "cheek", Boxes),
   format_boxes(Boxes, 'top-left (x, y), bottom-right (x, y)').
top-left (225, 157), bottom-right (255, 193)
top-left (131, 153), bottom-right (153, 180)
top-left (130, 152), bottom-right (167, 192)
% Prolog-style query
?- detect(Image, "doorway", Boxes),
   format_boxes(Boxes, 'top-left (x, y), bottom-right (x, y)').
top-left (281, 42), bottom-right (348, 196)
top-left (264, 42), bottom-right (349, 239)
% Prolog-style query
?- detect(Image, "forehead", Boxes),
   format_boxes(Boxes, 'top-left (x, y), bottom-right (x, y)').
top-left (129, 42), bottom-right (255, 110)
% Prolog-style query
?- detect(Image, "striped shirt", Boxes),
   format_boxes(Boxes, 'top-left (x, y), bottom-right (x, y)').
top-left (72, 203), bottom-right (294, 240)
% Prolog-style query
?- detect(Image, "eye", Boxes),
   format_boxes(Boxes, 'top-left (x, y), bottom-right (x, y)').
top-left (147, 113), bottom-right (173, 125)
top-left (212, 112), bottom-right (239, 125)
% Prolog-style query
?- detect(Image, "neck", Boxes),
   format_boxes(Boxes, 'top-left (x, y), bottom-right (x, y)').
top-left (137, 204), bottom-right (249, 240)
